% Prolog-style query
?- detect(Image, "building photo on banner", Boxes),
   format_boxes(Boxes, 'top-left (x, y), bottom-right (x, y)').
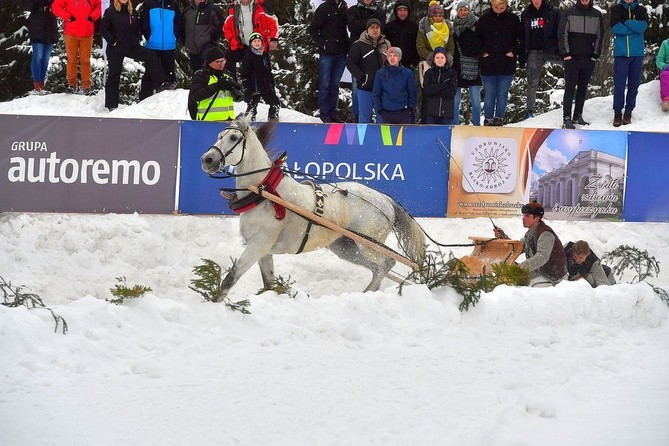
top-left (448, 126), bottom-right (628, 221)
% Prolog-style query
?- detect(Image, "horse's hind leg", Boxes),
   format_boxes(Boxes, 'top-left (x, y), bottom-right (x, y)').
top-left (258, 254), bottom-right (275, 290)
top-left (329, 238), bottom-right (395, 292)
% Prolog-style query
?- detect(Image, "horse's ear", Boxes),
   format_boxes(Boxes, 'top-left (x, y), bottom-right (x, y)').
top-left (235, 113), bottom-right (253, 132)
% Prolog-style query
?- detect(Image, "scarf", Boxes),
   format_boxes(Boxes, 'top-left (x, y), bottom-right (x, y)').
top-left (427, 20), bottom-right (450, 51)
top-left (453, 14), bottom-right (477, 37)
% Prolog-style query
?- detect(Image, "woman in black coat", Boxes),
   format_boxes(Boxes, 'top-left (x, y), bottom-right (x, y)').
top-left (23, 0), bottom-right (59, 93)
top-left (100, 0), bottom-right (173, 110)
top-left (475, 0), bottom-right (522, 125)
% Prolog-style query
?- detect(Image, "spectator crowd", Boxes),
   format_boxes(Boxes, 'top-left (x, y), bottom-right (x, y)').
top-left (21, 0), bottom-right (669, 124)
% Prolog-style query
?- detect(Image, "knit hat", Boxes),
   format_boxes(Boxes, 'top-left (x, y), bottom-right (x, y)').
top-left (432, 46), bottom-right (453, 67)
top-left (521, 200), bottom-right (545, 217)
top-left (248, 32), bottom-right (263, 45)
top-left (428, 0), bottom-right (444, 16)
top-left (205, 46), bottom-right (226, 65)
top-left (394, 0), bottom-right (410, 14)
top-left (388, 46), bottom-right (403, 60)
top-left (366, 18), bottom-right (381, 29)
top-left (455, 0), bottom-right (470, 11)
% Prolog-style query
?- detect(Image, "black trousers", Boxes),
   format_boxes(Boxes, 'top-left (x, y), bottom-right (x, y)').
top-left (562, 57), bottom-right (595, 119)
top-left (139, 49), bottom-right (176, 101)
top-left (226, 46), bottom-right (247, 81)
top-left (105, 45), bottom-right (167, 109)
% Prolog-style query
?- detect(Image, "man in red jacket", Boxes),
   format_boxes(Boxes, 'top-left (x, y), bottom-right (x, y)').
top-left (52, 0), bottom-right (101, 95)
top-left (223, 0), bottom-right (279, 80)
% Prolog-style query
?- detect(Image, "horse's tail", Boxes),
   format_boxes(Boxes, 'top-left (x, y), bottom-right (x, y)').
top-left (391, 202), bottom-right (426, 266)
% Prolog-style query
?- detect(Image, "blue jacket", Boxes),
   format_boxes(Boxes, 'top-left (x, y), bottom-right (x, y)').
top-left (372, 64), bottom-right (416, 112)
top-left (140, 0), bottom-right (184, 51)
top-left (610, 0), bottom-right (647, 58)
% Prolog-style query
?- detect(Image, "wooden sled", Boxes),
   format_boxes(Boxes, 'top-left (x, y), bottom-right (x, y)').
top-left (459, 237), bottom-right (524, 276)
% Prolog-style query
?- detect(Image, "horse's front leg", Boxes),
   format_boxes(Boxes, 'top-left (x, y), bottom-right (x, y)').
top-left (215, 245), bottom-right (270, 302)
top-left (258, 254), bottom-right (275, 290)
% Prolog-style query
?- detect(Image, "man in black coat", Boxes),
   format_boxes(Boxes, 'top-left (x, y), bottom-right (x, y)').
top-left (558, 0), bottom-right (604, 129)
top-left (520, 0), bottom-right (560, 119)
top-left (308, 0), bottom-right (349, 122)
top-left (384, 0), bottom-right (419, 69)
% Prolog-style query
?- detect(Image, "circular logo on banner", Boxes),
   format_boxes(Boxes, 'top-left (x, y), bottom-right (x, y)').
top-left (463, 137), bottom-right (518, 193)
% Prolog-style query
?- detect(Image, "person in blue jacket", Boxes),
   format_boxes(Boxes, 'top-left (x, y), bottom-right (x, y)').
top-left (139, 0), bottom-right (184, 100)
top-left (610, 0), bottom-right (647, 127)
top-left (372, 46), bottom-right (417, 124)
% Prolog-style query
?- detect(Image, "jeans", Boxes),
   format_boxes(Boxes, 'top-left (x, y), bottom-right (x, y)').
top-left (563, 57), bottom-right (595, 118)
top-left (481, 75), bottom-right (513, 120)
top-left (453, 85), bottom-right (482, 125)
top-left (31, 43), bottom-right (54, 83)
top-left (356, 89), bottom-right (375, 123)
top-left (318, 53), bottom-right (347, 119)
top-left (425, 116), bottom-right (453, 125)
top-left (351, 77), bottom-right (359, 118)
top-left (526, 49), bottom-right (546, 113)
top-left (613, 56), bottom-right (643, 114)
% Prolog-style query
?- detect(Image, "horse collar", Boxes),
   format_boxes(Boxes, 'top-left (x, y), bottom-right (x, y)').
top-left (228, 155), bottom-right (287, 219)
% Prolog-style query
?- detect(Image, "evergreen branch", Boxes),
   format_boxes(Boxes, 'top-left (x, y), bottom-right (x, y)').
top-left (107, 276), bottom-right (152, 305)
top-left (257, 275), bottom-right (298, 298)
top-left (1, 276), bottom-right (68, 334)
top-left (190, 258), bottom-right (251, 314)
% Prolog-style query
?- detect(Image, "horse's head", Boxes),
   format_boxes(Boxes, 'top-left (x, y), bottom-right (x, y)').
top-left (200, 116), bottom-right (252, 174)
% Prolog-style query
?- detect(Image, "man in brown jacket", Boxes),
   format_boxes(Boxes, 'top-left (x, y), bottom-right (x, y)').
top-left (494, 201), bottom-right (568, 287)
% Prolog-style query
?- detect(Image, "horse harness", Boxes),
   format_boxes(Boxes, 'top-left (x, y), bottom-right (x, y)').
top-left (225, 153), bottom-right (327, 254)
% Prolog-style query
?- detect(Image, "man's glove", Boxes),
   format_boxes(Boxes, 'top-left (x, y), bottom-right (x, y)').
top-left (231, 86), bottom-right (244, 102)
top-left (217, 78), bottom-right (241, 91)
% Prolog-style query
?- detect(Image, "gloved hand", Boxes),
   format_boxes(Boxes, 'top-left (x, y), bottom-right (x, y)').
top-left (663, 64), bottom-right (669, 71)
top-left (217, 78), bottom-right (241, 91)
top-left (231, 87), bottom-right (244, 102)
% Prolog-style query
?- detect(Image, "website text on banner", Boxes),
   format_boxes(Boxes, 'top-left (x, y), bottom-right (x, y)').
top-left (447, 126), bottom-right (627, 221)
top-left (179, 122), bottom-right (451, 217)
top-left (0, 115), bottom-right (179, 213)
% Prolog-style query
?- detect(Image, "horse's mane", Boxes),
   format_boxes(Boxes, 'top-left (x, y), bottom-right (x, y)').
top-left (231, 115), bottom-right (278, 158)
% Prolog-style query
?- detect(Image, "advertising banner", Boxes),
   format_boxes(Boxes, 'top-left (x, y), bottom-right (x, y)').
top-left (624, 132), bottom-right (669, 222)
top-left (179, 122), bottom-right (451, 217)
top-left (447, 126), bottom-right (627, 221)
top-left (0, 115), bottom-right (179, 213)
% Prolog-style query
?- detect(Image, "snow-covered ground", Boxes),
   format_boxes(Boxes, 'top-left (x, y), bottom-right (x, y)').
top-left (1, 82), bottom-right (668, 445)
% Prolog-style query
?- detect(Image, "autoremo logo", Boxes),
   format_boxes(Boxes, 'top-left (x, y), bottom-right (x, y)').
top-left (463, 137), bottom-right (518, 193)
top-left (323, 123), bottom-right (405, 146)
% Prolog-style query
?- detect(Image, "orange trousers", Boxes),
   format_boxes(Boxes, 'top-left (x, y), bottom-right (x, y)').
top-left (64, 34), bottom-right (93, 90)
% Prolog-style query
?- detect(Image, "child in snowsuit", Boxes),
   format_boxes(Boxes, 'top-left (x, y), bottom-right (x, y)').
top-left (656, 37), bottom-right (669, 111)
top-left (239, 32), bottom-right (281, 121)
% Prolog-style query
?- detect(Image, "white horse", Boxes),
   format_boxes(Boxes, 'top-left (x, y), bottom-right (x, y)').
top-left (200, 117), bottom-right (426, 301)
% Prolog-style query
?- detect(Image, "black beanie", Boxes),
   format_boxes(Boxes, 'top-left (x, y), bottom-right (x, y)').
top-left (205, 46), bottom-right (226, 65)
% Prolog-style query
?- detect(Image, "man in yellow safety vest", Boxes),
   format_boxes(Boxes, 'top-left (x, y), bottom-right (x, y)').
top-left (188, 46), bottom-right (243, 120)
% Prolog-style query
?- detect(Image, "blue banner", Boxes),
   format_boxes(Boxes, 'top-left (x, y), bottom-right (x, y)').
top-left (179, 122), bottom-right (451, 217)
top-left (623, 132), bottom-right (669, 222)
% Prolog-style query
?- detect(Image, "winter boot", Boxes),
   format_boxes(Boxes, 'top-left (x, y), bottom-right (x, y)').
top-left (622, 111), bottom-right (632, 125)
top-left (268, 104), bottom-right (280, 122)
top-left (663, 99), bottom-right (669, 112)
top-left (562, 117), bottom-right (575, 129)
top-left (32, 81), bottom-right (42, 95)
top-left (612, 113), bottom-right (622, 127)
top-left (244, 102), bottom-right (258, 121)
top-left (574, 115), bottom-right (589, 126)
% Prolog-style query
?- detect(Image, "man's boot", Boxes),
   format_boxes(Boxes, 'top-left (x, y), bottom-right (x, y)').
top-left (268, 104), bottom-right (280, 122)
top-left (613, 113), bottom-right (622, 127)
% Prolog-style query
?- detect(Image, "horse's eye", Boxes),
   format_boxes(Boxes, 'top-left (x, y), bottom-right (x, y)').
top-left (230, 135), bottom-right (238, 142)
